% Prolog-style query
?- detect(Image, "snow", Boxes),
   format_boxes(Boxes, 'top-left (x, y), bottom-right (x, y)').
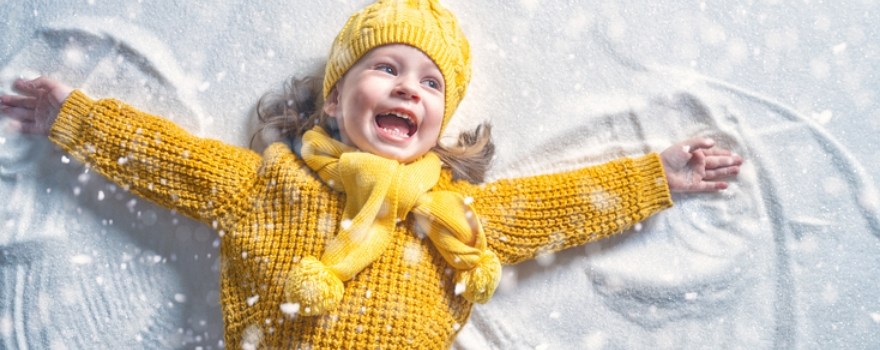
top-left (403, 241), bottom-right (423, 264)
top-left (1, 0), bottom-right (879, 349)
top-left (279, 302), bottom-right (300, 316)
top-left (70, 254), bottom-right (93, 265)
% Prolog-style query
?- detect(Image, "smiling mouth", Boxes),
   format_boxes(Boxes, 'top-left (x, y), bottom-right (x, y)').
top-left (375, 112), bottom-right (417, 138)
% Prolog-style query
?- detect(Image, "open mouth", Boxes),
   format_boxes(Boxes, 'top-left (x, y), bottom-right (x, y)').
top-left (375, 112), bottom-right (417, 138)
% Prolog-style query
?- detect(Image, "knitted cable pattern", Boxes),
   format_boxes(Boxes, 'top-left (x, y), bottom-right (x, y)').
top-left (50, 90), bottom-right (673, 349)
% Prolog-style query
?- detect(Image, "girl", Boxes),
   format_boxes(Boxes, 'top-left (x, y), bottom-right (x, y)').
top-left (0, 0), bottom-right (742, 348)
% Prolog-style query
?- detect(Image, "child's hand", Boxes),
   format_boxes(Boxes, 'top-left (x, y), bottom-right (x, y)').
top-left (0, 76), bottom-right (73, 134)
top-left (660, 137), bottom-right (743, 193)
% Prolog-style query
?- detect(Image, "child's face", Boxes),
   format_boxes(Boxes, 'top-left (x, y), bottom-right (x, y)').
top-left (324, 44), bottom-right (445, 163)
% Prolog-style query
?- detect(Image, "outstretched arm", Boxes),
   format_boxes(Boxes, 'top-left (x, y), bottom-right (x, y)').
top-left (444, 138), bottom-right (743, 265)
top-left (444, 153), bottom-right (673, 265)
top-left (1, 77), bottom-right (73, 134)
top-left (2, 76), bottom-right (262, 224)
top-left (660, 137), bottom-right (743, 192)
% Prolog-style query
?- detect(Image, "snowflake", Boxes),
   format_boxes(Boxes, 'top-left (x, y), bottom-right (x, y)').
top-left (70, 254), bottom-right (93, 265)
top-left (240, 325), bottom-right (262, 350)
top-left (280, 303), bottom-right (300, 316)
top-left (403, 242), bottom-right (422, 265)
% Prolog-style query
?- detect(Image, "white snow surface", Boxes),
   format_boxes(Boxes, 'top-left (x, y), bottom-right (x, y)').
top-left (1, 1), bottom-right (878, 349)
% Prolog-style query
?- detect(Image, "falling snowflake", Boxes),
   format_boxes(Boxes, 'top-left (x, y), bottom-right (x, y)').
top-left (454, 282), bottom-right (466, 296)
top-left (70, 254), bottom-right (93, 265)
top-left (535, 251), bottom-right (555, 267)
top-left (403, 242), bottom-right (422, 265)
top-left (581, 331), bottom-right (608, 350)
top-left (821, 284), bottom-right (839, 304)
top-left (63, 45), bottom-right (86, 67)
top-left (240, 325), bottom-right (262, 350)
top-left (280, 303), bottom-right (300, 316)
top-left (589, 190), bottom-right (621, 211)
top-left (126, 198), bottom-right (138, 212)
top-left (859, 190), bottom-right (879, 212)
top-left (811, 110), bottom-right (833, 124)
top-left (340, 219), bottom-right (353, 230)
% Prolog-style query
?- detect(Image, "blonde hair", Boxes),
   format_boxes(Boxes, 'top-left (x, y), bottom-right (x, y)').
top-left (251, 75), bottom-right (494, 183)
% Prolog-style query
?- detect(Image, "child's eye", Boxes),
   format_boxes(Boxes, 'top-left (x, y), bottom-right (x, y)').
top-left (376, 64), bottom-right (396, 75)
top-left (422, 78), bottom-right (442, 91)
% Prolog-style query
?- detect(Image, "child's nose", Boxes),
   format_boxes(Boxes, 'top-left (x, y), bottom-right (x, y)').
top-left (393, 80), bottom-right (420, 102)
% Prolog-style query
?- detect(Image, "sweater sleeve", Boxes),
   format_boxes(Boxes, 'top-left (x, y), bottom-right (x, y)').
top-left (451, 154), bottom-right (673, 265)
top-left (49, 90), bottom-right (263, 224)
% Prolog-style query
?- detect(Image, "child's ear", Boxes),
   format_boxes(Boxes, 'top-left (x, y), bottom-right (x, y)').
top-left (323, 87), bottom-right (340, 117)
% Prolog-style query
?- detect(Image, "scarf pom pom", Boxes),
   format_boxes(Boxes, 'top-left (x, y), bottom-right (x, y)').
top-left (456, 250), bottom-right (502, 304)
top-left (284, 256), bottom-right (344, 315)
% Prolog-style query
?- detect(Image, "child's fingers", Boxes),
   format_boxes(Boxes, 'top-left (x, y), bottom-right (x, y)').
top-left (0, 104), bottom-right (39, 122)
top-left (685, 139), bottom-right (744, 160)
top-left (0, 94), bottom-right (38, 109)
top-left (701, 148), bottom-right (731, 157)
top-left (704, 154), bottom-right (743, 170)
top-left (5, 119), bottom-right (34, 134)
top-left (13, 77), bottom-right (57, 97)
top-left (683, 180), bottom-right (728, 193)
top-left (3, 115), bottom-right (48, 134)
top-left (12, 78), bottom-right (41, 95)
top-left (4, 118), bottom-right (25, 131)
top-left (682, 137), bottom-right (716, 153)
top-left (704, 165), bottom-right (740, 180)
top-left (705, 181), bottom-right (729, 191)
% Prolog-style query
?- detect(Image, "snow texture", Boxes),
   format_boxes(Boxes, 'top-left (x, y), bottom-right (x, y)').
top-left (1, 1), bottom-right (878, 349)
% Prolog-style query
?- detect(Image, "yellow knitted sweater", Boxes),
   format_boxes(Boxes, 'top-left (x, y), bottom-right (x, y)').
top-left (49, 90), bottom-right (673, 349)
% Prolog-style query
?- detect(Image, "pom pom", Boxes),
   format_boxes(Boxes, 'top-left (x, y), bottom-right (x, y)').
top-left (284, 256), bottom-right (344, 316)
top-left (455, 250), bottom-right (502, 304)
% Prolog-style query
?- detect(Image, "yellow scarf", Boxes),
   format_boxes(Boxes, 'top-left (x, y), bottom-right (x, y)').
top-left (285, 127), bottom-right (501, 315)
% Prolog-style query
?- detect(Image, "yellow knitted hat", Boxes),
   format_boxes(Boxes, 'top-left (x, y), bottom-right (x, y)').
top-left (323, 0), bottom-right (471, 132)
